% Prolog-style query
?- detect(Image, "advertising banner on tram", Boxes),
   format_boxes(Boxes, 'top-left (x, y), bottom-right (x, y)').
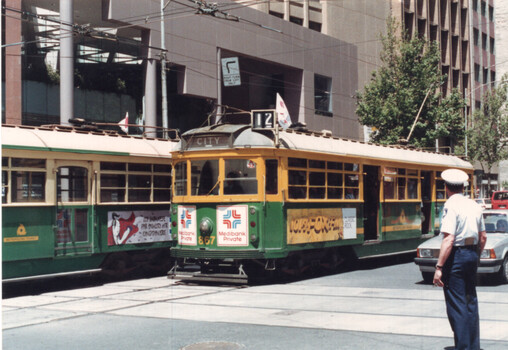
top-left (216, 205), bottom-right (249, 246)
top-left (177, 206), bottom-right (197, 245)
top-left (107, 210), bottom-right (171, 246)
top-left (287, 208), bottom-right (357, 244)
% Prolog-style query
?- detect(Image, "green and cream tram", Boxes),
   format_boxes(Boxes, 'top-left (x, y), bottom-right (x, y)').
top-left (2, 124), bottom-right (177, 281)
top-left (168, 112), bottom-right (473, 283)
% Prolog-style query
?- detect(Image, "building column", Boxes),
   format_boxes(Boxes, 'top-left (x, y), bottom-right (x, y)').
top-left (303, 0), bottom-right (309, 28)
top-left (141, 30), bottom-right (157, 137)
top-left (144, 59), bottom-right (157, 136)
top-left (60, 0), bottom-right (74, 125)
top-left (4, 0), bottom-right (22, 125)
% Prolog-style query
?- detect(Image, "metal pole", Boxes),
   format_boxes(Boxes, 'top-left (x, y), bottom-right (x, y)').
top-left (60, 0), bottom-right (74, 125)
top-left (464, 102), bottom-right (468, 157)
top-left (161, 0), bottom-right (169, 138)
top-left (216, 47), bottom-right (222, 124)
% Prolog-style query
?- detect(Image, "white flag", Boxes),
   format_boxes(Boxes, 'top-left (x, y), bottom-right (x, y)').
top-left (118, 112), bottom-right (129, 133)
top-left (276, 93), bottom-right (292, 129)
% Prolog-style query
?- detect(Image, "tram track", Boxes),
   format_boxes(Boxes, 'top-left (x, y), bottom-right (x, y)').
top-left (3, 261), bottom-right (508, 349)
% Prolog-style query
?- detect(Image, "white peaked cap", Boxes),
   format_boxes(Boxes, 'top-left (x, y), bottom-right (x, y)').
top-left (441, 168), bottom-right (468, 186)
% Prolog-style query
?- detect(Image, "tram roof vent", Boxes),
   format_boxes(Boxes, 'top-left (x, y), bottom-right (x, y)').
top-left (320, 129), bottom-right (332, 137)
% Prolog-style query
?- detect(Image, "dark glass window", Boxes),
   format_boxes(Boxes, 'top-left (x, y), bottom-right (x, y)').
top-left (58, 166), bottom-right (88, 202)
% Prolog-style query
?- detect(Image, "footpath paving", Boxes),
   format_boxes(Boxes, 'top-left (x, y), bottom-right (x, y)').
top-left (2, 276), bottom-right (508, 349)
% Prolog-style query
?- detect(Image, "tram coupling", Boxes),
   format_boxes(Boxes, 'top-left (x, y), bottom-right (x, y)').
top-left (168, 259), bottom-right (249, 284)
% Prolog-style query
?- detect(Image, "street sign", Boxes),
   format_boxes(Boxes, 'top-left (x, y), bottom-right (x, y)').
top-left (221, 57), bottom-right (241, 86)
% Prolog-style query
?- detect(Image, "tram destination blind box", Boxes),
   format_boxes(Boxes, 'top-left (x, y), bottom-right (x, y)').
top-left (251, 110), bottom-right (277, 130)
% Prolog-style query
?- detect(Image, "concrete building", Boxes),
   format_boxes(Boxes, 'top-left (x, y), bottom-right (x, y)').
top-left (392, 0), bottom-right (496, 197)
top-left (1, 0), bottom-right (494, 149)
top-left (3, 0), bottom-right (387, 140)
top-left (495, 0), bottom-right (508, 192)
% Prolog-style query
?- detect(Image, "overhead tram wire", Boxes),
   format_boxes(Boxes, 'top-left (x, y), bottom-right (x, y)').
top-left (3, 3), bottom-right (382, 68)
top-left (6, 4), bottom-right (492, 126)
top-left (2, 4), bottom-right (375, 116)
top-left (1, 5), bottom-right (168, 53)
top-left (9, 7), bottom-right (377, 70)
top-left (2, 3), bottom-right (388, 108)
top-left (2, 3), bottom-right (399, 120)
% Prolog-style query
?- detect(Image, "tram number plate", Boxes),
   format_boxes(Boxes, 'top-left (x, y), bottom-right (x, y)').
top-left (252, 110), bottom-right (276, 130)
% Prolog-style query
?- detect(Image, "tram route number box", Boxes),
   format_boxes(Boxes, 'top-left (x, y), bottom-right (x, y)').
top-left (251, 110), bottom-right (277, 130)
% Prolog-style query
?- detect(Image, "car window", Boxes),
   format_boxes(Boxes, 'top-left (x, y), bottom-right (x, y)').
top-left (493, 192), bottom-right (508, 200)
top-left (483, 213), bottom-right (508, 233)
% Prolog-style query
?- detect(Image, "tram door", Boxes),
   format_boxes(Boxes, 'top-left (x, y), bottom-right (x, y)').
top-left (421, 171), bottom-right (432, 235)
top-left (363, 165), bottom-right (380, 241)
top-left (54, 161), bottom-right (93, 257)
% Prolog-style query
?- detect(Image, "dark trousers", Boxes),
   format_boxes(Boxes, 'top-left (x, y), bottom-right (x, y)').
top-left (443, 247), bottom-right (480, 350)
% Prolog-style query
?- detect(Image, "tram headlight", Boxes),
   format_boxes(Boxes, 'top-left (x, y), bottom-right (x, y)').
top-left (199, 217), bottom-right (213, 235)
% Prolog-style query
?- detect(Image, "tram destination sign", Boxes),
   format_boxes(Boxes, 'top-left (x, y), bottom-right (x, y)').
top-left (183, 134), bottom-right (232, 149)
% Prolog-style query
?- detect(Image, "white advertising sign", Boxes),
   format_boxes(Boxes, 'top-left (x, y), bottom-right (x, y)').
top-left (342, 208), bottom-right (357, 239)
top-left (178, 205), bottom-right (197, 245)
top-left (107, 210), bottom-right (171, 246)
top-left (216, 205), bottom-right (249, 246)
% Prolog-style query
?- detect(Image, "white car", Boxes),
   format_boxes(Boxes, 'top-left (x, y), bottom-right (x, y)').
top-left (414, 209), bottom-right (508, 284)
top-left (475, 198), bottom-right (492, 210)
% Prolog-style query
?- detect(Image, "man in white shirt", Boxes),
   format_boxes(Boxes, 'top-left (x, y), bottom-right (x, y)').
top-left (433, 169), bottom-right (487, 350)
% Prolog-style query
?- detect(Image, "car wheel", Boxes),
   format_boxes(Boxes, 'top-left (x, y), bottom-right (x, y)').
top-left (498, 255), bottom-right (508, 284)
top-left (422, 272), bottom-right (434, 284)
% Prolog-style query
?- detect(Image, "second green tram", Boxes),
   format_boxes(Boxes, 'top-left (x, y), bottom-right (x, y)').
top-left (2, 124), bottom-right (177, 281)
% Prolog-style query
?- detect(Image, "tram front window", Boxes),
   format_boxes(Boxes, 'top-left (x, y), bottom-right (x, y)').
top-left (191, 160), bottom-right (219, 195)
top-left (224, 159), bottom-right (258, 195)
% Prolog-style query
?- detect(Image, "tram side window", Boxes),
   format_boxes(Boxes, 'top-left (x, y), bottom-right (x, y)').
top-left (100, 162), bottom-right (171, 203)
top-left (174, 162), bottom-right (187, 196)
top-left (436, 172), bottom-right (446, 199)
top-left (154, 164), bottom-right (172, 201)
top-left (2, 158), bottom-right (8, 203)
top-left (224, 159), bottom-right (258, 195)
top-left (383, 176), bottom-right (396, 199)
top-left (288, 158), bottom-right (359, 200)
top-left (434, 172), bottom-right (470, 199)
top-left (58, 167), bottom-right (88, 202)
top-left (288, 158), bottom-right (307, 199)
top-left (345, 171), bottom-right (359, 199)
top-left (191, 160), bottom-right (219, 195)
top-left (7, 158), bottom-right (46, 203)
top-left (100, 163), bottom-right (126, 202)
top-left (383, 167), bottom-right (419, 200)
top-left (265, 159), bottom-right (278, 194)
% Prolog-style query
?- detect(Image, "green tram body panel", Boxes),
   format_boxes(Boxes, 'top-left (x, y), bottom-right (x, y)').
top-left (170, 201), bottom-right (434, 261)
top-left (2, 124), bottom-right (179, 280)
top-left (2, 204), bottom-right (173, 280)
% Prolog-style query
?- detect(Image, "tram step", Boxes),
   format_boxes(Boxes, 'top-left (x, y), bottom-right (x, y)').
top-left (169, 270), bottom-right (248, 284)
